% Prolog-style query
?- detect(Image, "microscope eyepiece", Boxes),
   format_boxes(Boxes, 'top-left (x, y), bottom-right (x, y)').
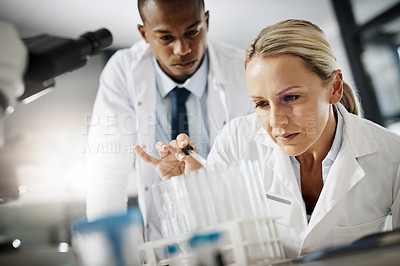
top-left (78, 28), bottom-right (113, 57)
top-left (19, 28), bottom-right (113, 101)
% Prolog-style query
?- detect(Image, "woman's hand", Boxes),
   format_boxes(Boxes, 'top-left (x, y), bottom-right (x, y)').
top-left (134, 134), bottom-right (204, 180)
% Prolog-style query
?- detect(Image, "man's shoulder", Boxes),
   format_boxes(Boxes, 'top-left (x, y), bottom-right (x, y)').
top-left (110, 40), bottom-right (151, 63)
top-left (208, 39), bottom-right (245, 61)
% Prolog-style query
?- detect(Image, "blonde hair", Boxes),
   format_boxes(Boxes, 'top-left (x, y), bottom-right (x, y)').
top-left (245, 19), bottom-right (361, 116)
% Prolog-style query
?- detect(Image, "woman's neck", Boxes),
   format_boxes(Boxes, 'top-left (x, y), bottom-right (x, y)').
top-left (296, 105), bottom-right (338, 168)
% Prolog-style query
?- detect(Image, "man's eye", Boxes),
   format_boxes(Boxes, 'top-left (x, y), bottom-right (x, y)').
top-left (160, 35), bottom-right (173, 41)
top-left (186, 30), bottom-right (199, 36)
top-left (255, 101), bottom-right (269, 109)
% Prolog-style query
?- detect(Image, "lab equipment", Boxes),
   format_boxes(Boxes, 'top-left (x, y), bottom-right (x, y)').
top-left (141, 160), bottom-right (285, 265)
top-left (187, 149), bottom-right (207, 167)
top-left (188, 232), bottom-right (224, 266)
top-left (71, 207), bottom-right (143, 266)
top-left (0, 21), bottom-right (112, 147)
top-left (20, 28), bottom-right (112, 102)
top-left (182, 145), bottom-right (193, 155)
top-left (0, 21), bottom-right (27, 146)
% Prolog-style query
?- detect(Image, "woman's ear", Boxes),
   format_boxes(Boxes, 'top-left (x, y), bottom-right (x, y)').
top-left (205, 11), bottom-right (210, 31)
top-left (329, 69), bottom-right (343, 104)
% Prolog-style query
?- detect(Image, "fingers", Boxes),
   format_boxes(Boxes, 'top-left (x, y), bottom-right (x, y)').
top-left (176, 133), bottom-right (198, 152)
top-left (169, 136), bottom-right (204, 174)
top-left (155, 141), bottom-right (169, 158)
top-left (133, 144), bottom-right (159, 167)
top-left (169, 139), bottom-right (186, 161)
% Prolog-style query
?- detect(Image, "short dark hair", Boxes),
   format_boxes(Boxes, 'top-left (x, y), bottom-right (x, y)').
top-left (138, 0), bottom-right (205, 23)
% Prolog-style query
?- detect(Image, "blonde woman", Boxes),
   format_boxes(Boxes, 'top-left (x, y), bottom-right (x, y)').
top-left (135, 19), bottom-right (400, 258)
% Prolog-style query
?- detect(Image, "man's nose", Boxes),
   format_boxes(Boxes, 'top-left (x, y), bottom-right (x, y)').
top-left (173, 38), bottom-right (191, 56)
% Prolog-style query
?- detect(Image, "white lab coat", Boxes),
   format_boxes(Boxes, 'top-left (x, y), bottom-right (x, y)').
top-left (86, 39), bottom-right (253, 241)
top-left (208, 103), bottom-right (400, 258)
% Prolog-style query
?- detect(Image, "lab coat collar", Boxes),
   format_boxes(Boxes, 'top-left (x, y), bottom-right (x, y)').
top-left (206, 40), bottom-right (230, 142)
top-left (207, 40), bottom-right (228, 86)
top-left (266, 144), bottom-right (307, 214)
top-left (336, 103), bottom-right (378, 157)
top-left (251, 119), bottom-right (306, 213)
top-left (303, 104), bottom-right (378, 248)
top-left (130, 41), bottom-right (154, 102)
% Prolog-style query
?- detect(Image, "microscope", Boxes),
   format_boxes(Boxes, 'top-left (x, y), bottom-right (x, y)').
top-left (0, 21), bottom-right (113, 146)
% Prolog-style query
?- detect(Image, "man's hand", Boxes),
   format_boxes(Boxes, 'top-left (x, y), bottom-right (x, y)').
top-left (134, 134), bottom-right (204, 180)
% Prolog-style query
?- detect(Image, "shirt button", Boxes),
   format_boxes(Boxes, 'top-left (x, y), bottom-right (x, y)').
top-left (138, 101), bottom-right (142, 106)
top-left (145, 187), bottom-right (149, 191)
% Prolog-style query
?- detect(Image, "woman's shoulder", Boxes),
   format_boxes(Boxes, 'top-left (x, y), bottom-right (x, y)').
top-left (343, 108), bottom-right (400, 161)
top-left (363, 118), bottom-right (400, 152)
top-left (222, 112), bottom-right (261, 136)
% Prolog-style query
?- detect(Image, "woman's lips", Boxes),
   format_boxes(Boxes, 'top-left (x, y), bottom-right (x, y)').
top-left (275, 133), bottom-right (299, 143)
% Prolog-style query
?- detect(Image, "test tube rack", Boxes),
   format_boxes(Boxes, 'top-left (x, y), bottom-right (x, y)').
top-left (137, 216), bottom-right (285, 266)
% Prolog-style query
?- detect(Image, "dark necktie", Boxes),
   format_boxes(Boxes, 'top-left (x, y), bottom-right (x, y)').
top-left (169, 87), bottom-right (191, 140)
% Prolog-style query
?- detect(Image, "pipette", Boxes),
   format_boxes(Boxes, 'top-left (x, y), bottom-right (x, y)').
top-left (182, 145), bottom-right (207, 167)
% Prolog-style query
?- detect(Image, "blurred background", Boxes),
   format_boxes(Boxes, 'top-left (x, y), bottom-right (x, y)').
top-left (0, 0), bottom-right (399, 265)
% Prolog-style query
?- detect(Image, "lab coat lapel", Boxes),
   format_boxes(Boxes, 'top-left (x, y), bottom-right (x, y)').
top-left (306, 104), bottom-right (378, 233)
top-left (255, 130), bottom-right (305, 213)
top-left (306, 137), bottom-right (365, 232)
top-left (131, 47), bottom-right (157, 152)
top-left (266, 145), bottom-right (306, 213)
top-left (130, 46), bottom-right (158, 230)
top-left (206, 42), bottom-right (229, 144)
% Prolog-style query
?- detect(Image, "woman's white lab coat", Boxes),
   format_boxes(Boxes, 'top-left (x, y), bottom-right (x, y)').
top-left (208, 103), bottom-right (400, 258)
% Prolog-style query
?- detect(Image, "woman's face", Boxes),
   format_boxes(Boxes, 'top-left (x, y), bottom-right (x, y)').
top-left (246, 55), bottom-right (341, 157)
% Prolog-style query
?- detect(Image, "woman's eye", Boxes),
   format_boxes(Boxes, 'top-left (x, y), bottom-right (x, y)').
top-left (283, 95), bottom-right (299, 102)
top-left (255, 101), bottom-right (269, 109)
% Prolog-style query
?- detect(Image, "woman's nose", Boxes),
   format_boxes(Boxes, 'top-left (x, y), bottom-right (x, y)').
top-left (269, 105), bottom-right (288, 128)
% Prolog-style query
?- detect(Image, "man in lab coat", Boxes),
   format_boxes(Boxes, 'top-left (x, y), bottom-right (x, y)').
top-left (85, 0), bottom-right (253, 242)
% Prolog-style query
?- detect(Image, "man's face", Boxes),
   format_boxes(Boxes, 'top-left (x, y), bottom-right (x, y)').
top-left (138, 0), bottom-right (209, 83)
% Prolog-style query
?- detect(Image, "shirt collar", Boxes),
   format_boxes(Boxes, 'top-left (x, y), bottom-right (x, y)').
top-left (325, 104), bottom-right (344, 163)
top-left (153, 51), bottom-right (209, 98)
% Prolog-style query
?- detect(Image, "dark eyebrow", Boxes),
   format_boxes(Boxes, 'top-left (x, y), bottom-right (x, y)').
top-left (185, 21), bottom-right (201, 30)
top-left (154, 21), bottom-right (201, 34)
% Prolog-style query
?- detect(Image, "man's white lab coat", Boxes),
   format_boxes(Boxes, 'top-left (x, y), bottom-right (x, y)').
top-left (208, 103), bottom-right (400, 258)
top-left (86, 39), bottom-right (253, 241)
